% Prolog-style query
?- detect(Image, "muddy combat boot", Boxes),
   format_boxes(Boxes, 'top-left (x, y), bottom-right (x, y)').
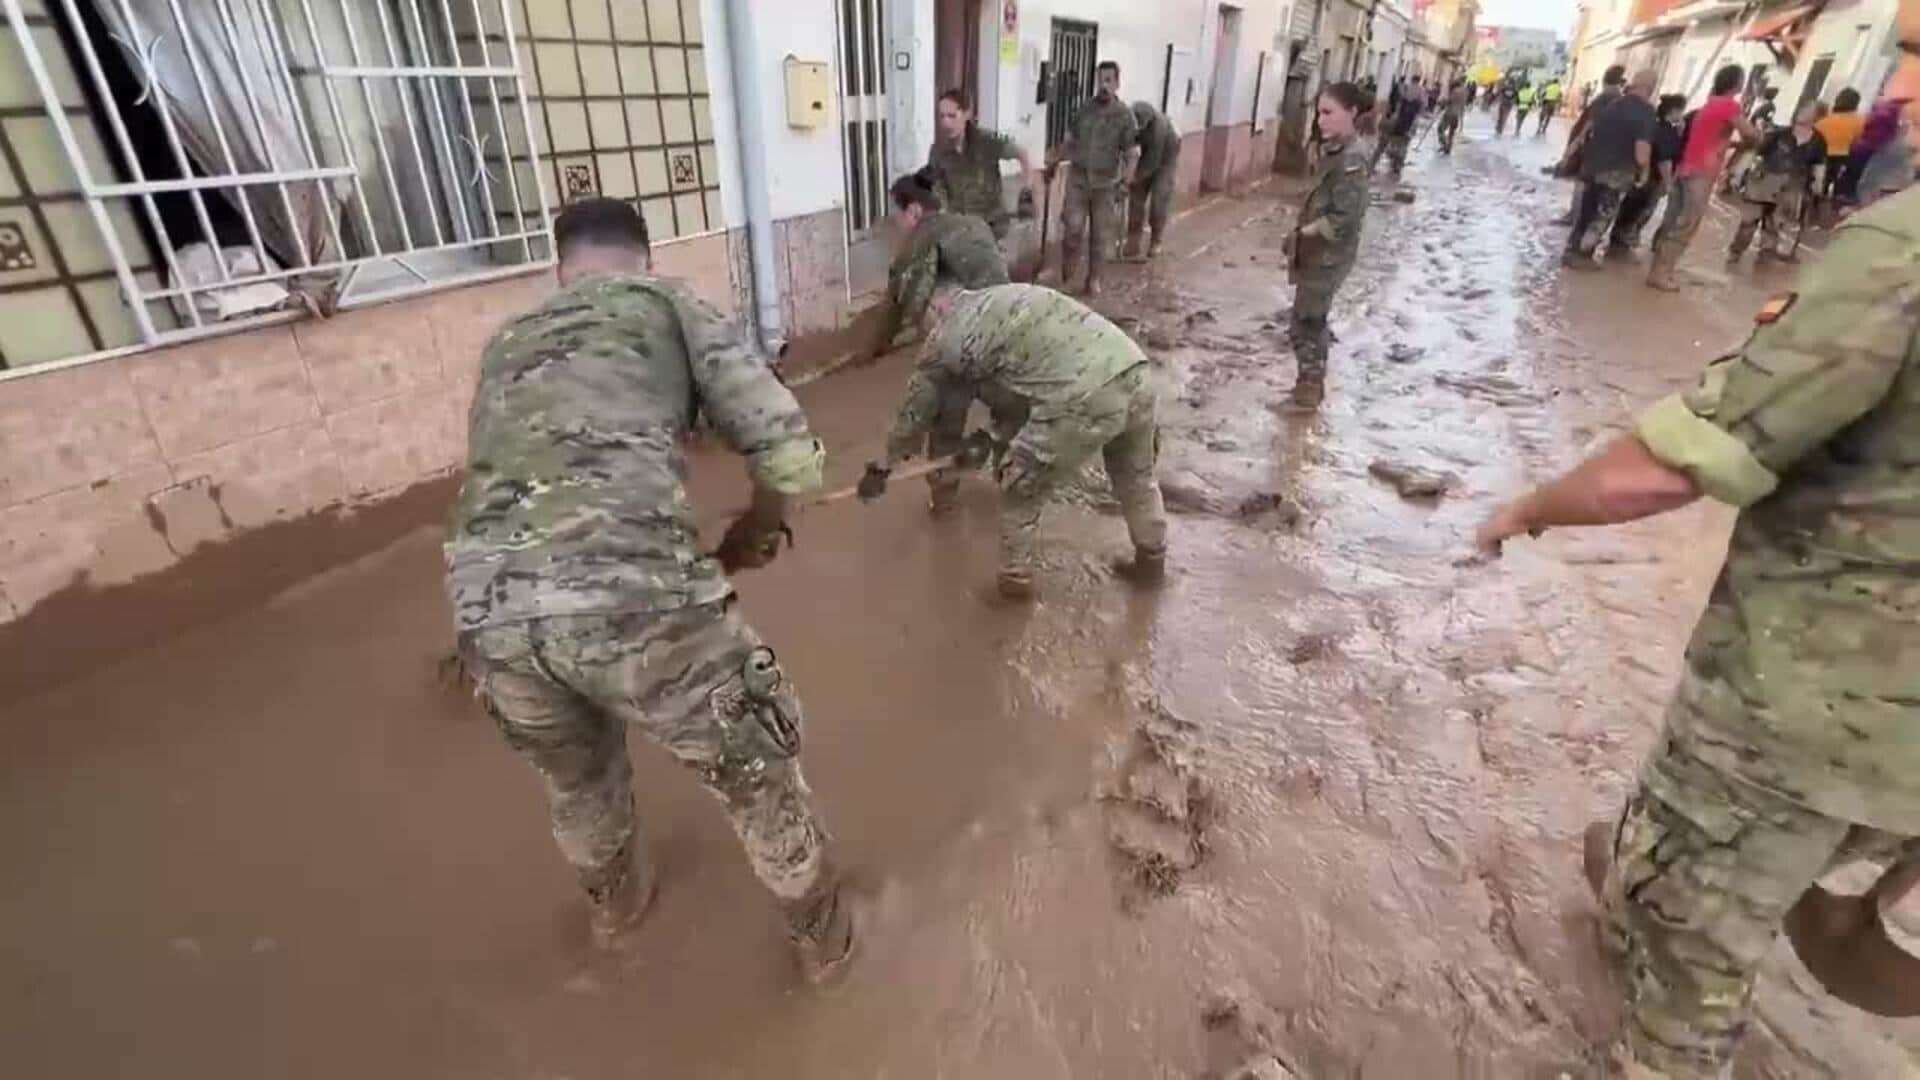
top-left (1289, 370), bottom-right (1326, 409)
top-left (588, 848), bottom-right (659, 951)
top-left (927, 476), bottom-right (961, 518)
top-left (1122, 235), bottom-right (1144, 260)
top-left (1083, 275), bottom-right (1104, 298)
top-left (1645, 267), bottom-right (1682, 292)
top-left (1561, 249), bottom-right (1599, 272)
top-left (1112, 545), bottom-right (1167, 586)
top-left (1147, 233), bottom-right (1163, 259)
top-left (787, 879), bottom-right (857, 986)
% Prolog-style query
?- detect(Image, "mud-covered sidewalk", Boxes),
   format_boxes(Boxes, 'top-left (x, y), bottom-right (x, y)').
top-left (7, 114), bottom-right (1917, 1078)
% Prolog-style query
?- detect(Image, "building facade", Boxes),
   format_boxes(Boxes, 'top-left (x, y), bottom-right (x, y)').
top-left (1570, 0), bottom-right (1903, 113)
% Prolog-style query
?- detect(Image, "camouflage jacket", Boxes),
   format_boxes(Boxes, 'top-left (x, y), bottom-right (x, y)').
top-left (885, 284), bottom-right (1147, 464)
top-left (1066, 93), bottom-right (1139, 188)
top-left (445, 275), bottom-right (824, 631)
top-left (876, 211), bottom-right (1012, 350)
top-left (928, 127), bottom-right (1021, 236)
top-left (1634, 187), bottom-right (1920, 830)
top-left (1294, 137), bottom-right (1369, 272)
top-left (1131, 101), bottom-right (1181, 180)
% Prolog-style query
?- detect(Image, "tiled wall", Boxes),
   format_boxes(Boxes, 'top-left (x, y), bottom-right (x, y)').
top-left (514, 0), bottom-right (722, 242)
top-left (0, 0), bottom-right (172, 367)
top-left (0, 229), bottom-right (732, 624)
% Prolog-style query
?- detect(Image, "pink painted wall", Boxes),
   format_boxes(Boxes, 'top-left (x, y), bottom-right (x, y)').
top-left (0, 232), bottom-right (733, 625)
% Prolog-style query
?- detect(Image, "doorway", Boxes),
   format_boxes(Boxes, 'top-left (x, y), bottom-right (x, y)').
top-left (1045, 18), bottom-right (1099, 152)
top-left (1201, 5), bottom-right (1243, 192)
top-left (934, 0), bottom-right (982, 107)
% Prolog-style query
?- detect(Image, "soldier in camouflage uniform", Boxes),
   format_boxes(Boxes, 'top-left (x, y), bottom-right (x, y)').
top-left (1285, 83), bottom-right (1372, 409)
top-left (1478, 183), bottom-right (1920, 1077)
top-left (1124, 100), bottom-right (1181, 260)
top-left (445, 198), bottom-right (854, 982)
top-left (868, 170), bottom-right (1012, 513)
top-left (860, 283), bottom-right (1168, 600)
top-left (926, 87), bottom-right (1040, 257)
top-left (1050, 60), bottom-right (1140, 296)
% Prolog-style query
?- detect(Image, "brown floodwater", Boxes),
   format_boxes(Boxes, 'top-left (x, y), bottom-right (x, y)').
top-left (7, 116), bottom-right (1916, 1079)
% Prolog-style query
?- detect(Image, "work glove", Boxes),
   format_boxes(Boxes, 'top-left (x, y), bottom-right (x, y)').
top-left (857, 462), bottom-right (891, 502)
top-left (716, 515), bottom-right (790, 572)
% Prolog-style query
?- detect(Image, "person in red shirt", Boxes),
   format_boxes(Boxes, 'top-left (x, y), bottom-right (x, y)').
top-left (1648, 64), bottom-right (1761, 291)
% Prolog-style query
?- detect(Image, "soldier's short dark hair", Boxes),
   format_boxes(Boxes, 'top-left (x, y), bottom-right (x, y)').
top-left (554, 197), bottom-right (650, 257)
top-left (1603, 64), bottom-right (1626, 87)
top-left (1097, 60), bottom-right (1120, 77)
top-left (1712, 64), bottom-right (1745, 96)
top-left (890, 168), bottom-right (941, 213)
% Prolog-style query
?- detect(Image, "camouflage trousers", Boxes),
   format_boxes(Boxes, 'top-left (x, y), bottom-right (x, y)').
top-left (1730, 187), bottom-right (1804, 258)
top-left (1127, 155), bottom-right (1179, 250)
top-left (1289, 257), bottom-right (1355, 385)
top-left (460, 601), bottom-right (830, 914)
top-left (1061, 171), bottom-right (1122, 284)
top-left (1600, 722), bottom-right (1918, 1078)
top-left (998, 365), bottom-right (1166, 582)
top-left (925, 391), bottom-right (972, 505)
top-left (1371, 132), bottom-right (1412, 176)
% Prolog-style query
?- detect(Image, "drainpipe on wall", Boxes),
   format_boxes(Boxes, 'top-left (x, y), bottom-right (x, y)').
top-left (721, 0), bottom-right (786, 356)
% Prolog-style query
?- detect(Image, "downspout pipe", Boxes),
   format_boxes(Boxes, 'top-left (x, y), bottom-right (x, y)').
top-left (722, 0), bottom-right (787, 356)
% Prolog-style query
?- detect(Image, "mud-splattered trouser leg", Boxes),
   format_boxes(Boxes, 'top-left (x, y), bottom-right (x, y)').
top-left (1126, 160), bottom-right (1178, 253)
top-left (1601, 723), bottom-right (1915, 1078)
top-left (1729, 199), bottom-right (1767, 256)
top-left (1649, 175), bottom-right (1712, 281)
top-left (926, 391), bottom-right (971, 508)
top-left (998, 370), bottom-right (1164, 583)
top-left (1062, 172), bottom-right (1120, 286)
top-left (462, 604), bottom-right (830, 921)
top-left (1101, 370), bottom-right (1167, 556)
top-left (1060, 171), bottom-right (1093, 283)
top-left (1289, 263), bottom-right (1350, 387)
top-left (1569, 180), bottom-right (1627, 258)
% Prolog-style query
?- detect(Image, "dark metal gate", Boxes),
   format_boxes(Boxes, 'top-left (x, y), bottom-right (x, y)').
top-left (1045, 19), bottom-right (1098, 151)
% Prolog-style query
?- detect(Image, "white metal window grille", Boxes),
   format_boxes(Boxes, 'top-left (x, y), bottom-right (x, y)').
top-left (0, 0), bottom-right (552, 372)
top-left (834, 0), bottom-right (888, 239)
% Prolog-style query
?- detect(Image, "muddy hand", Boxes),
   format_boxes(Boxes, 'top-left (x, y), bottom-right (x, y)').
top-left (715, 516), bottom-right (792, 572)
top-left (1473, 498), bottom-right (1541, 558)
top-left (857, 462), bottom-right (891, 502)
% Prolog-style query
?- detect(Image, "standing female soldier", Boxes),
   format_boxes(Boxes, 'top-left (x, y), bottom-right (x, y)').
top-left (926, 89), bottom-right (1041, 260)
top-left (1285, 83), bottom-right (1372, 409)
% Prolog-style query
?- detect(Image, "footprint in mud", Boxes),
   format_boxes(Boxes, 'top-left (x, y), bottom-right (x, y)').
top-left (1201, 992), bottom-right (1302, 1079)
top-left (1102, 697), bottom-right (1213, 909)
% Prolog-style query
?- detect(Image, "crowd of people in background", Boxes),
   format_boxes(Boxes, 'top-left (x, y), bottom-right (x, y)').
top-left (1550, 58), bottom-right (1915, 291)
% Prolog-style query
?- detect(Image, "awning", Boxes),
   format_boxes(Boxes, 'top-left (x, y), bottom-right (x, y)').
top-left (1742, 3), bottom-right (1821, 41)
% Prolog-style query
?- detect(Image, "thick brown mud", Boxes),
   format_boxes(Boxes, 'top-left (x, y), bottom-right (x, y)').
top-left (6, 115), bottom-right (1918, 1078)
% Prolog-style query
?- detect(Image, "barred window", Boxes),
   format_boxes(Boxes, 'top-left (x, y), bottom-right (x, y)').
top-left (0, 0), bottom-right (718, 374)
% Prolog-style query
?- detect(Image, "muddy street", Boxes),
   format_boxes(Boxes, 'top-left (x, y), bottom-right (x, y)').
top-left (7, 114), bottom-right (1918, 1078)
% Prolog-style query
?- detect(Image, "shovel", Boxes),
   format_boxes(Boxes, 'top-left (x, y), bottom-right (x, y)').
top-left (1586, 820), bottom-right (1920, 1017)
top-left (1782, 854), bottom-right (1920, 1017)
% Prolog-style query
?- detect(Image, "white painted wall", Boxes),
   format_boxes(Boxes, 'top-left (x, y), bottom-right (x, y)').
top-left (698, 0), bottom-right (847, 227)
top-left (1657, 18), bottom-right (1778, 106)
top-left (1778, 0), bottom-right (1901, 112)
top-left (889, 0), bottom-right (936, 179)
top-left (981, 0), bottom-right (1292, 151)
